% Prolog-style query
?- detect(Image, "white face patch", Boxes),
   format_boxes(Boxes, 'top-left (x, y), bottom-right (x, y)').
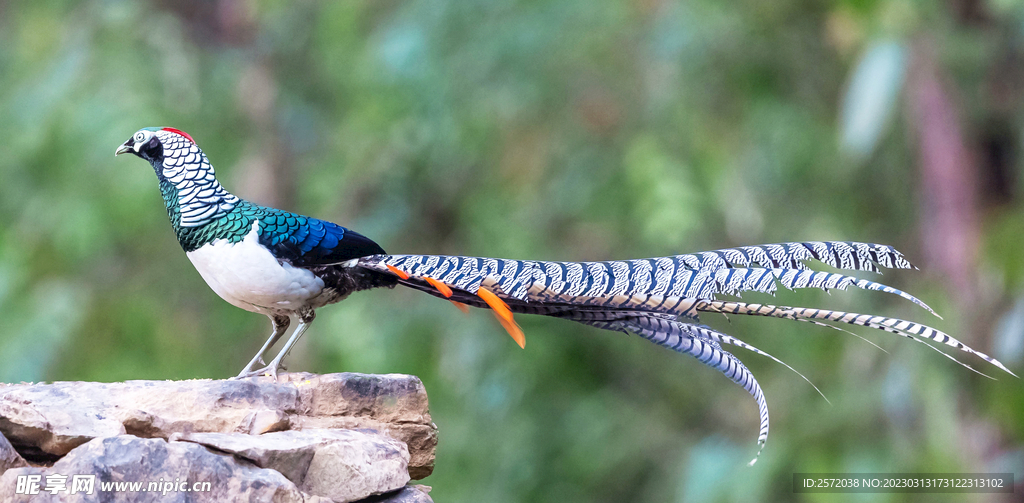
top-left (132, 129), bottom-right (155, 152)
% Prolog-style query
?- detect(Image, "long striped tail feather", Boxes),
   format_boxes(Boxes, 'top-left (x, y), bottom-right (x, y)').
top-left (357, 241), bottom-right (1015, 464)
top-left (697, 300), bottom-right (1015, 378)
top-left (555, 310), bottom-right (829, 402)
top-left (762, 268), bottom-right (939, 318)
top-left (695, 324), bottom-right (831, 405)
top-left (366, 242), bottom-right (935, 322)
top-left (365, 241), bottom-right (920, 303)
top-left (582, 315), bottom-right (770, 466)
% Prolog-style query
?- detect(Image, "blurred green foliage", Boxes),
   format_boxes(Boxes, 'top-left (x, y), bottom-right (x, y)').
top-left (1, 0), bottom-right (1022, 501)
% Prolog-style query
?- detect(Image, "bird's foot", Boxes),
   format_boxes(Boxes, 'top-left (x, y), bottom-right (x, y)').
top-left (233, 363), bottom-right (283, 381)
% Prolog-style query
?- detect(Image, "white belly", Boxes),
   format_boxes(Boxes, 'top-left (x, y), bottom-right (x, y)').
top-left (186, 221), bottom-right (325, 314)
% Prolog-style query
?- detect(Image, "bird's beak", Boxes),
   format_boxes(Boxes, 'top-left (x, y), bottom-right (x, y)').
top-left (114, 140), bottom-right (134, 157)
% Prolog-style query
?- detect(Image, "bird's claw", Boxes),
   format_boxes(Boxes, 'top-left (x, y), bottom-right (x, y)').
top-left (233, 365), bottom-right (278, 380)
top-left (233, 362), bottom-right (287, 381)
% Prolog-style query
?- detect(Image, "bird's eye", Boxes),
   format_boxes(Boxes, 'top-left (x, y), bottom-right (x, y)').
top-left (135, 132), bottom-right (146, 142)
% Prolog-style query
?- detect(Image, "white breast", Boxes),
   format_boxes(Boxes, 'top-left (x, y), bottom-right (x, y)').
top-left (186, 221), bottom-right (325, 314)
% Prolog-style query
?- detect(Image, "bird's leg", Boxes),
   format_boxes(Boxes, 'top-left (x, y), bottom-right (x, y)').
top-left (253, 307), bottom-right (316, 381)
top-left (235, 314), bottom-right (290, 379)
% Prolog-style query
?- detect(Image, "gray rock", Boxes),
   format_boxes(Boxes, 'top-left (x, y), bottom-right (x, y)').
top-left (0, 429), bottom-right (27, 474)
top-left (358, 485), bottom-right (434, 503)
top-left (0, 385), bottom-right (125, 457)
top-left (283, 373), bottom-right (436, 479)
top-left (0, 435), bottom-right (331, 502)
top-left (179, 429), bottom-right (410, 502)
top-left (0, 372), bottom-right (435, 478)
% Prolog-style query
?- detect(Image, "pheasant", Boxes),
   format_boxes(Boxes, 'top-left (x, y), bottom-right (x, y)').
top-left (116, 127), bottom-right (1016, 464)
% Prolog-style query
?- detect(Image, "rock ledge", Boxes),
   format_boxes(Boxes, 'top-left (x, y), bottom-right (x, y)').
top-left (0, 372), bottom-right (436, 502)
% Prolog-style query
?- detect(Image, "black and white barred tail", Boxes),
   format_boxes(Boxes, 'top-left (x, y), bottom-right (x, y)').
top-left (358, 241), bottom-right (1016, 464)
top-left (582, 315), bottom-right (771, 465)
top-left (696, 300), bottom-right (1017, 378)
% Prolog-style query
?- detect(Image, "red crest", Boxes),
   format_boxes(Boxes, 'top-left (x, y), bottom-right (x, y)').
top-left (161, 127), bottom-right (195, 144)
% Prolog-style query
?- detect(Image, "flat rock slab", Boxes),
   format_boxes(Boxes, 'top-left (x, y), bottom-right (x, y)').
top-left (179, 429), bottom-right (410, 502)
top-left (0, 372), bottom-right (436, 479)
top-left (0, 435), bottom-right (332, 503)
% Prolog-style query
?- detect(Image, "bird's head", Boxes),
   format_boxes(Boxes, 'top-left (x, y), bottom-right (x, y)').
top-left (115, 127), bottom-right (196, 163)
top-left (115, 127), bottom-right (236, 228)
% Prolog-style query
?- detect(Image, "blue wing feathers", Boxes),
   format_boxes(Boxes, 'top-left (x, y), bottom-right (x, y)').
top-left (251, 204), bottom-right (386, 266)
top-left (321, 223), bottom-right (341, 251)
